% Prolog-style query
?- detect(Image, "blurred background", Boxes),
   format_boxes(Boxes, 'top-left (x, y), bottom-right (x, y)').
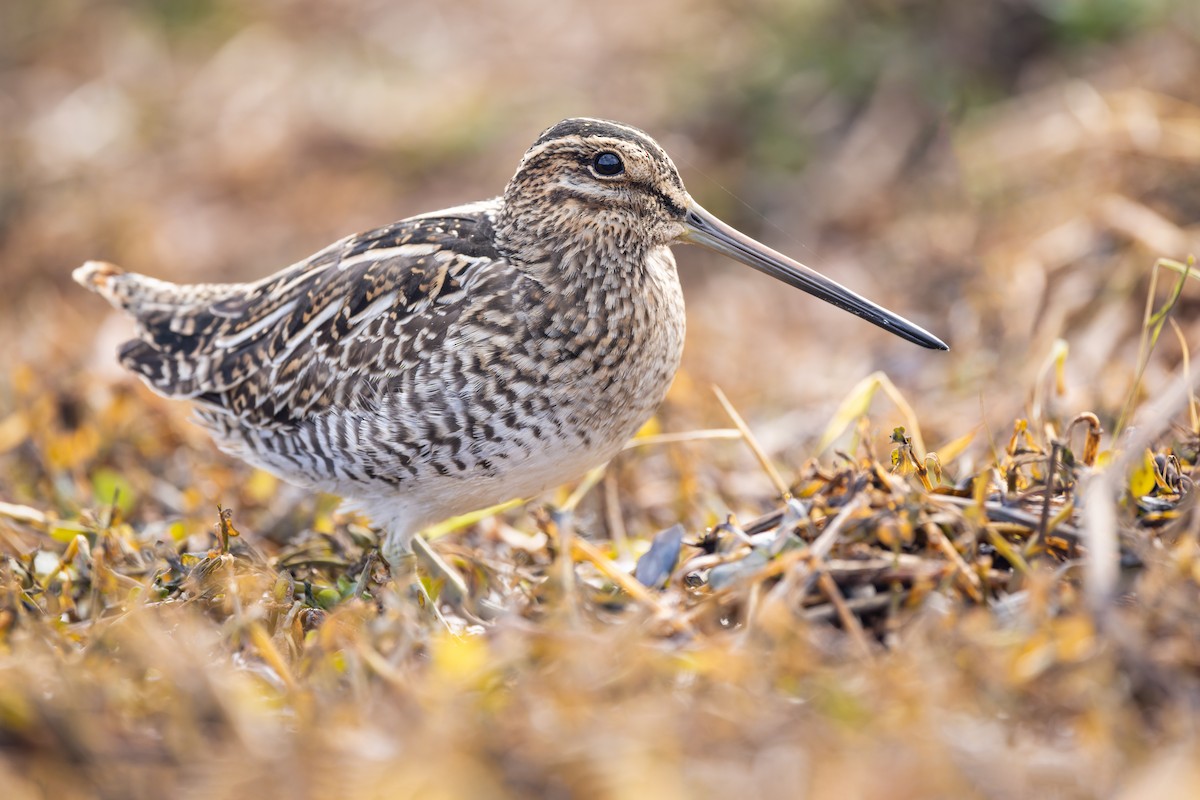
top-left (2, 0), bottom-right (1200, 511)
top-left (5, 4), bottom-right (1200, 798)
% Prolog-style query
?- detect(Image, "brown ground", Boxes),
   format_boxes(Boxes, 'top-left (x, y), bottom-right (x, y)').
top-left (3, 1), bottom-right (1200, 797)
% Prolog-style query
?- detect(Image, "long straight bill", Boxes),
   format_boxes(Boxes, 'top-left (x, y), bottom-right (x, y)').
top-left (682, 202), bottom-right (949, 351)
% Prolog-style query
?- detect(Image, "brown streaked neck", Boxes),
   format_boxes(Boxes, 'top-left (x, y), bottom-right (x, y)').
top-left (494, 195), bottom-right (657, 289)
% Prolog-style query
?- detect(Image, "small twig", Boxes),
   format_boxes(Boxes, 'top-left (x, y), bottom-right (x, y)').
top-left (985, 527), bottom-right (1033, 576)
top-left (741, 507), bottom-right (786, 536)
top-left (1168, 317), bottom-right (1199, 434)
top-left (621, 428), bottom-right (742, 449)
top-left (1030, 340), bottom-right (1069, 430)
top-left (549, 511), bottom-right (577, 621)
top-left (821, 555), bottom-right (951, 584)
top-left (804, 591), bottom-right (906, 622)
top-left (1115, 256), bottom-right (1197, 439)
top-left (562, 465), bottom-right (607, 513)
top-left (1065, 413), bottom-right (1103, 467)
top-left (352, 550), bottom-right (379, 599)
top-left (356, 641), bottom-right (411, 690)
top-left (1032, 441), bottom-right (1061, 555)
top-left (411, 536), bottom-right (469, 611)
top-left (712, 384), bottom-right (791, 500)
top-left (603, 470), bottom-right (632, 564)
top-left (816, 572), bottom-right (873, 658)
top-left (423, 497), bottom-right (525, 540)
top-left (569, 535), bottom-right (688, 631)
top-left (934, 495), bottom-right (1082, 543)
top-left (705, 549), bottom-right (807, 600)
top-left (925, 523), bottom-right (984, 603)
top-left (246, 621), bottom-right (297, 692)
top-left (806, 495), bottom-right (863, 564)
top-left (757, 494), bottom-right (866, 617)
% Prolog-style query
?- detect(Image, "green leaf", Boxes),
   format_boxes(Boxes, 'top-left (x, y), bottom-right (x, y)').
top-left (90, 468), bottom-right (136, 516)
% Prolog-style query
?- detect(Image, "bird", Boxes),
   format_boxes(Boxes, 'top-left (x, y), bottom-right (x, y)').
top-left (74, 117), bottom-right (947, 571)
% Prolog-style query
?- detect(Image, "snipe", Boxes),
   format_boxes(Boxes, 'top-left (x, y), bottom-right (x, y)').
top-left (75, 117), bottom-right (946, 566)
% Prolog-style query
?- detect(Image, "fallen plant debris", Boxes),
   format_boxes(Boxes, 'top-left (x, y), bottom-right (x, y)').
top-left (6, 3), bottom-right (1200, 796)
top-left (2, 354), bottom-right (1200, 797)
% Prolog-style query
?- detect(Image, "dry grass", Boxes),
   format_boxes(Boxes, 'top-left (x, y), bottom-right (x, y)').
top-left (3, 360), bottom-right (1199, 799)
top-left (4, 2), bottom-right (1200, 797)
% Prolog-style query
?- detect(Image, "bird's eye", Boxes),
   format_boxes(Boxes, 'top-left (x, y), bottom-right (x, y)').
top-left (592, 152), bottom-right (624, 176)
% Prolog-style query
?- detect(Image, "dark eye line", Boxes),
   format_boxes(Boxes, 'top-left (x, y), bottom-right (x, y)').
top-left (644, 184), bottom-right (687, 217)
top-left (571, 152), bottom-right (685, 215)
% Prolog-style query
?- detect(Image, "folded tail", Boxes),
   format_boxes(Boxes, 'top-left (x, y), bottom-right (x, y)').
top-left (73, 260), bottom-right (257, 400)
top-left (73, 260), bottom-right (206, 318)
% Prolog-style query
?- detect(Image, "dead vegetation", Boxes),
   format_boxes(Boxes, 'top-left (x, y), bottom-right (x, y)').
top-left (4, 1), bottom-right (1200, 798)
top-left (2, 354), bottom-right (1199, 799)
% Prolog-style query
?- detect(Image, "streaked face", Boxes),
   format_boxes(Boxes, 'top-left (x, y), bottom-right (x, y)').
top-left (511, 118), bottom-right (947, 350)
top-left (507, 118), bottom-right (692, 249)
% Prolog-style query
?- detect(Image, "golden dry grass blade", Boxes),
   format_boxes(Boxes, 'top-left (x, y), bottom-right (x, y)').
top-left (816, 571), bottom-right (873, 658)
top-left (1168, 317), bottom-right (1198, 434)
top-left (1030, 339), bottom-right (1069, 427)
top-left (621, 428), bottom-right (742, 449)
top-left (568, 534), bottom-right (684, 627)
top-left (8, 14), bottom-right (1200, 797)
top-left (712, 384), bottom-right (791, 499)
top-left (246, 620), bottom-right (297, 692)
top-left (925, 522), bottom-right (984, 603)
top-left (0, 502), bottom-right (48, 528)
top-left (423, 497), bottom-right (526, 540)
top-left (562, 465), bottom-right (608, 513)
top-left (1116, 257), bottom-right (1199, 438)
top-left (934, 427), bottom-right (979, 467)
top-left (817, 371), bottom-right (928, 457)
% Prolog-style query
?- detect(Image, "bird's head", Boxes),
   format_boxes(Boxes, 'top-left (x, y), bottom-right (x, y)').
top-left (500, 117), bottom-right (691, 255)
top-left (500, 118), bottom-right (947, 350)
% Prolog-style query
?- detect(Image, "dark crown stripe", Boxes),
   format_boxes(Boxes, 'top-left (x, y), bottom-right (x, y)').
top-left (533, 118), bottom-right (658, 150)
top-left (530, 118), bottom-right (685, 194)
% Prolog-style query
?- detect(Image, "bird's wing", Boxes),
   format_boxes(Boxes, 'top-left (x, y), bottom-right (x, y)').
top-left (113, 199), bottom-right (517, 427)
